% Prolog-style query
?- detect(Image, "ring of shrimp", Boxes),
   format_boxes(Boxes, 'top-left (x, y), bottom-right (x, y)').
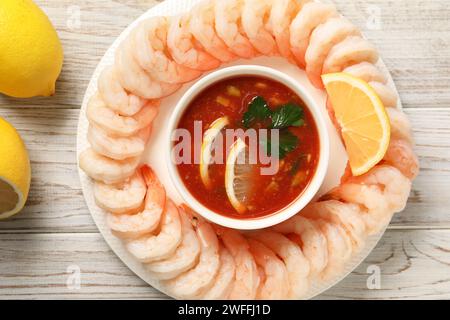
top-left (80, 0), bottom-right (419, 300)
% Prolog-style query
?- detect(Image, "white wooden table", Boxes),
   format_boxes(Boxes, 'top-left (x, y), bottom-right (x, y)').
top-left (1, 0), bottom-right (449, 299)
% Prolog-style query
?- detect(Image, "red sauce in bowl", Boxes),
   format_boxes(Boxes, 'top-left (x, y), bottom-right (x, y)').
top-left (175, 76), bottom-right (320, 219)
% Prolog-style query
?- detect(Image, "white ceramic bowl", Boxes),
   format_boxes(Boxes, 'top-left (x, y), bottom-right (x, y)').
top-left (166, 65), bottom-right (330, 230)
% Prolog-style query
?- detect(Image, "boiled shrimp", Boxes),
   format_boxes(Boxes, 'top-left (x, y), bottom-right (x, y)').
top-left (134, 17), bottom-right (202, 84)
top-left (167, 14), bottom-right (221, 71)
top-left (215, 227), bottom-right (260, 300)
top-left (272, 215), bottom-right (328, 276)
top-left (203, 246), bottom-right (236, 300)
top-left (248, 230), bottom-right (310, 299)
top-left (163, 219), bottom-right (220, 299)
top-left (98, 66), bottom-right (148, 116)
top-left (343, 62), bottom-right (388, 84)
top-left (290, 2), bottom-right (338, 67)
top-left (214, 0), bottom-right (258, 59)
top-left (333, 165), bottom-right (412, 233)
top-left (322, 36), bottom-right (379, 74)
top-left (267, 0), bottom-right (309, 62)
top-left (115, 35), bottom-right (181, 99)
top-left (86, 93), bottom-right (158, 137)
top-left (386, 107), bottom-right (414, 143)
top-left (88, 124), bottom-right (151, 160)
top-left (106, 166), bottom-right (166, 239)
top-left (329, 183), bottom-right (392, 235)
top-left (146, 208), bottom-right (200, 280)
top-left (93, 168), bottom-right (146, 214)
top-left (383, 139), bottom-right (420, 180)
top-left (303, 201), bottom-right (366, 250)
top-left (126, 200), bottom-right (182, 262)
top-left (305, 17), bottom-right (360, 88)
top-left (313, 219), bottom-right (353, 279)
top-left (189, 0), bottom-right (237, 63)
top-left (369, 81), bottom-right (398, 108)
top-left (345, 165), bottom-right (414, 205)
top-left (79, 148), bottom-right (140, 184)
top-left (241, 0), bottom-right (278, 56)
top-left (248, 239), bottom-right (289, 300)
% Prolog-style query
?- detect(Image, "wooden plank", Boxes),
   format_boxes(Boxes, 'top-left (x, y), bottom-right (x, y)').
top-left (0, 109), bottom-right (93, 232)
top-left (0, 108), bottom-right (448, 232)
top-left (0, 0), bottom-right (448, 109)
top-left (392, 108), bottom-right (450, 227)
top-left (0, 230), bottom-right (448, 299)
top-left (318, 229), bottom-right (450, 300)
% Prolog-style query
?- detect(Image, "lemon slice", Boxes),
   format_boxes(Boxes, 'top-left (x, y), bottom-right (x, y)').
top-left (322, 72), bottom-right (391, 176)
top-left (200, 116), bottom-right (229, 189)
top-left (0, 117), bottom-right (31, 219)
top-left (225, 138), bottom-right (254, 214)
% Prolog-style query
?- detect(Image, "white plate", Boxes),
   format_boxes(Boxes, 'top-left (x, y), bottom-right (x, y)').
top-left (77, 0), bottom-right (400, 299)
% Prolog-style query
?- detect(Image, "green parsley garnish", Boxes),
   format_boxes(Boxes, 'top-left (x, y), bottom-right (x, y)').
top-left (243, 96), bottom-right (272, 128)
top-left (243, 96), bottom-right (304, 159)
top-left (271, 103), bottom-right (305, 129)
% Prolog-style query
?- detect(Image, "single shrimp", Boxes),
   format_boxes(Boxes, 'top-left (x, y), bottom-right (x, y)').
top-left (322, 36), bottom-right (379, 74)
top-left (303, 201), bottom-right (366, 250)
top-left (203, 246), bottom-right (236, 300)
top-left (305, 17), bottom-right (360, 88)
top-left (214, 0), bottom-right (258, 59)
top-left (328, 183), bottom-right (392, 235)
top-left (241, 0), bottom-right (278, 56)
top-left (146, 208), bottom-right (200, 280)
top-left (313, 219), bottom-right (353, 279)
top-left (189, 0), bottom-right (237, 63)
top-left (215, 227), bottom-right (260, 300)
top-left (383, 138), bottom-right (420, 180)
top-left (106, 166), bottom-right (166, 239)
top-left (248, 230), bottom-right (310, 299)
top-left (93, 168), bottom-right (146, 214)
top-left (289, 2), bottom-right (338, 67)
top-left (267, 0), bottom-right (309, 63)
top-left (88, 124), bottom-right (151, 161)
top-left (98, 66), bottom-right (148, 116)
top-left (167, 14), bottom-right (221, 71)
top-left (86, 93), bottom-right (159, 137)
top-left (334, 165), bottom-right (412, 233)
top-left (272, 215), bottom-right (328, 276)
top-left (163, 219), bottom-right (220, 299)
top-left (134, 17), bottom-right (202, 84)
top-left (346, 165), bottom-right (414, 202)
top-left (369, 81), bottom-right (398, 108)
top-left (126, 200), bottom-right (182, 263)
top-left (343, 61), bottom-right (388, 84)
top-left (386, 107), bottom-right (414, 144)
top-left (248, 239), bottom-right (290, 300)
top-left (79, 148), bottom-right (140, 184)
top-left (115, 35), bottom-right (181, 99)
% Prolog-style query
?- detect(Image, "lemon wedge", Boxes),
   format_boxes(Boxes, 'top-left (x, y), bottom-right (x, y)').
top-left (0, 117), bottom-right (31, 219)
top-left (322, 72), bottom-right (390, 176)
top-left (200, 116), bottom-right (229, 189)
top-left (225, 138), bottom-right (254, 214)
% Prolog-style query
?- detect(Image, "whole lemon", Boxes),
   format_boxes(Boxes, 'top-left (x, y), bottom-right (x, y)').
top-left (0, 0), bottom-right (63, 98)
top-left (0, 116), bottom-right (31, 220)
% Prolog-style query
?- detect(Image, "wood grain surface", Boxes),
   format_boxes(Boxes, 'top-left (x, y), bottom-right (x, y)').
top-left (0, 0), bottom-right (449, 299)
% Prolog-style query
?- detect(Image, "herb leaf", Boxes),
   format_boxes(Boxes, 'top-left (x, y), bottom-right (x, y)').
top-left (271, 103), bottom-right (304, 129)
top-left (262, 129), bottom-right (299, 159)
top-left (278, 129), bottom-right (299, 158)
top-left (243, 96), bottom-right (272, 128)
